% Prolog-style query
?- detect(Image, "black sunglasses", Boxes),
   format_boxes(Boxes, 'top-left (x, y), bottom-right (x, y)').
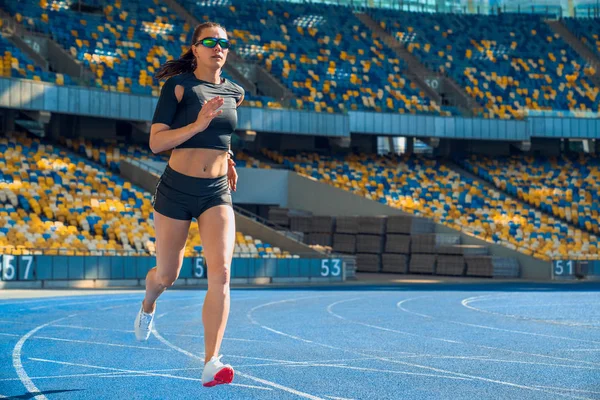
top-left (194, 37), bottom-right (231, 50)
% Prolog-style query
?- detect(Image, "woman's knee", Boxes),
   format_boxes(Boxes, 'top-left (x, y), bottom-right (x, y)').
top-left (156, 270), bottom-right (179, 288)
top-left (208, 264), bottom-right (231, 287)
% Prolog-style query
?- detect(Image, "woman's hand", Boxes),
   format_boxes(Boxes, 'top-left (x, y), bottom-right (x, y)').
top-left (193, 96), bottom-right (224, 133)
top-left (227, 158), bottom-right (237, 192)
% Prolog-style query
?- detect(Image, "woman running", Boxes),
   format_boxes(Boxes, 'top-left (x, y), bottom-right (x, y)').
top-left (133, 21), bottom-right (244, 388)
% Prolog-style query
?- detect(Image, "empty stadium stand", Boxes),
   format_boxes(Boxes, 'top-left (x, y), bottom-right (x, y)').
top-left (369, 10), bottom-right (600, 118)
top-left (3, 1), bottom-right (600, 119)
top-left (0, 0), bottom-right (457, 115)
top-left (562, 17), bottom-right (600, 59)
top-left (459, 153), bottom-right (600, 235)
top-left (0, 32), bottom-right (74, 85)
top-left (260, 149), bottom-right (600, 261)
top-left (180, 0), bottom-right (452, 114)
top-left (0, 132), bottom-right (293, 259)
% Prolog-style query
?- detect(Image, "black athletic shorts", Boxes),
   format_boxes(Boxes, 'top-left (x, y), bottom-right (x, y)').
top-left (152, 164), bottom-right (232, 221)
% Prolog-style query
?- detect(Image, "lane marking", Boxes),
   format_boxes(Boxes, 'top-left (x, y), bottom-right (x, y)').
top-left (26, 296), bottom-right (141, 311)
top-left (564, 349), bottom-right (600, 352)
top-left (13, 316), bottom-right (73, 400)
top-left (28, 357), bottom-right (271, 391)
top-left (532, 385), bottom-right (600, 395)
top-left (33, 335), bottom-right (171, 351)
top-left (282, 363), bottom-right (472, 380)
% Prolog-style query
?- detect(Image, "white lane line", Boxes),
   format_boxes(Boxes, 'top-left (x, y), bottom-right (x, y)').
top-left (283, 363), bottom-right (471, 380)
top-left (0, 319), bottom-right (38, 325)
top-left (461, 295), bottom-right (600, 329)
top-left (26, 296), bottom-right (139, 311)
top-left (50, 324), bottom-right (270, 343)
top-left (564, 349), bottom-right (600, 352)
top-left (156, 303), bottom-right (199, 320)
top-left (0, 371), bottom-right (147, 382)
top-left (13, 316), bottom-right (73, 400)
top-left (152, 324), bottom-right (325, 399)
top-left (398, 297), bottom-right (600, 345)
top-left (21, 294), bottom-right (208, 312)
top-left (28, 357), bottom-right (271, 391)
top-left (236, 374), bottom-right (324, 399)
top-left (248, 296), bottom-right (593, 400)
top-left (99, 304), bottom-right (129, 311)
top-left (324, 396), bottom-right (355, 400)
top-left (154, 296), bottom-right (261, 319)
top-left (52, 324), bottom-right (134, 333)
top-left (32, 335), bottom-right (171, 351)
top-left (0, 366), bottom-right (230, 381)
top-left (0, 296), bottom-right (119, 306)
top-left (482, 302), bottom-right (600, 309)
top-left (532, 385), bottom-right (600, 395)
top-left (0, 333), bottom-right (20, 337)
top-left (160, 333), bottom-right (269, 343)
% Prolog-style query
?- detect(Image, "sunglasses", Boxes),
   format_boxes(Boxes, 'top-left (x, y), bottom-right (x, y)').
top-left (194, 37), bottom-right (231, 50)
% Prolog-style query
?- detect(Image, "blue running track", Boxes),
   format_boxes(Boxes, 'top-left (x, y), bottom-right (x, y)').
top-left (1, 282), bottom-right (599, 399)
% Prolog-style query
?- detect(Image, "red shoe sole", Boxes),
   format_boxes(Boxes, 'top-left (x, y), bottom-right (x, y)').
top-left (203, 367), bottom-right (234, 387)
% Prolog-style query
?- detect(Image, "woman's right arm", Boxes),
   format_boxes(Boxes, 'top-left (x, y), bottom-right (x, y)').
top-left (149, 80), bottom-right (224, 154)
top-left (149, 122), bottom-right (201, 154)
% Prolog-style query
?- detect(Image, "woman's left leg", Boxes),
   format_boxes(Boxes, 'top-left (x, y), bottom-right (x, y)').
top-left (197, 204), bottom-right (236, 364)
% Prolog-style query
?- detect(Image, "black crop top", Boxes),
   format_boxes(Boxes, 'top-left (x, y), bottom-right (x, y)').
top-left (151, 72), bottom-right (244, 151)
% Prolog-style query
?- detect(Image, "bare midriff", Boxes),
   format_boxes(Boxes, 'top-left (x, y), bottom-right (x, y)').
top-left (168, 148), bottom-right (228, 178)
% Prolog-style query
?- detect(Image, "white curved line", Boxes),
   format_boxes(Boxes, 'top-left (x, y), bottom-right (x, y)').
top-left (28, 357), bottom-right (271, 391)
top-left (13, 316), bottom-right (72, 400)
top-left (461, 295), bottom-right (600, 329)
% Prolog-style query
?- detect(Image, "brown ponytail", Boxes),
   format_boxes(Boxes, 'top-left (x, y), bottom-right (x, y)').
top-left (155, 21), bottom-right (227, 81)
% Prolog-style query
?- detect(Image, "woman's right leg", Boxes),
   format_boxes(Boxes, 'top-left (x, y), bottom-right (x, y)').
top-left (143, 210), bottom-right (191, 313)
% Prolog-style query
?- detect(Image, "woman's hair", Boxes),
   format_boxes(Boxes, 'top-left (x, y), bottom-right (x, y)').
top-left (155, 22), bottom-right (226, 80)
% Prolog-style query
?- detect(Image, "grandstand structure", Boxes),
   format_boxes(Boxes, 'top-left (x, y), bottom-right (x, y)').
top-left (1, 0), bottom-right (600, 285)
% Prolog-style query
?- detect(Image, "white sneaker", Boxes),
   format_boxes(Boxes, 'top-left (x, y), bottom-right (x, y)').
top-left (202, 355), bottom-right (234, 387)
top-left (134, 302), bottom-right (155, 341)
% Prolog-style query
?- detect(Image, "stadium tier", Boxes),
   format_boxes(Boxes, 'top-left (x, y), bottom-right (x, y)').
top-left (58, 137), bottom-right (271, 170)
top-left (180, 0), bottom-right (452, 115)
top-left (59, 137), bottom-right (169, 172)
top-left (459, 154), bottom-right (600, 234)
top-left (0, 133), bottom-right (292, 259)
top-left (0, 0), bottom-right (455, 115)
top-left (369, 11), bottom-right (600, 118)
top-left (562, 17), bottom-right (600, 59)
top-left (0, 0), bottom-right (272, 105)
top-left (0, 31), bottom-right (75, 85)
top-left (3, 1), bottom-right (600, 118)
top-left (261, 149), bottom-right (599, 261)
